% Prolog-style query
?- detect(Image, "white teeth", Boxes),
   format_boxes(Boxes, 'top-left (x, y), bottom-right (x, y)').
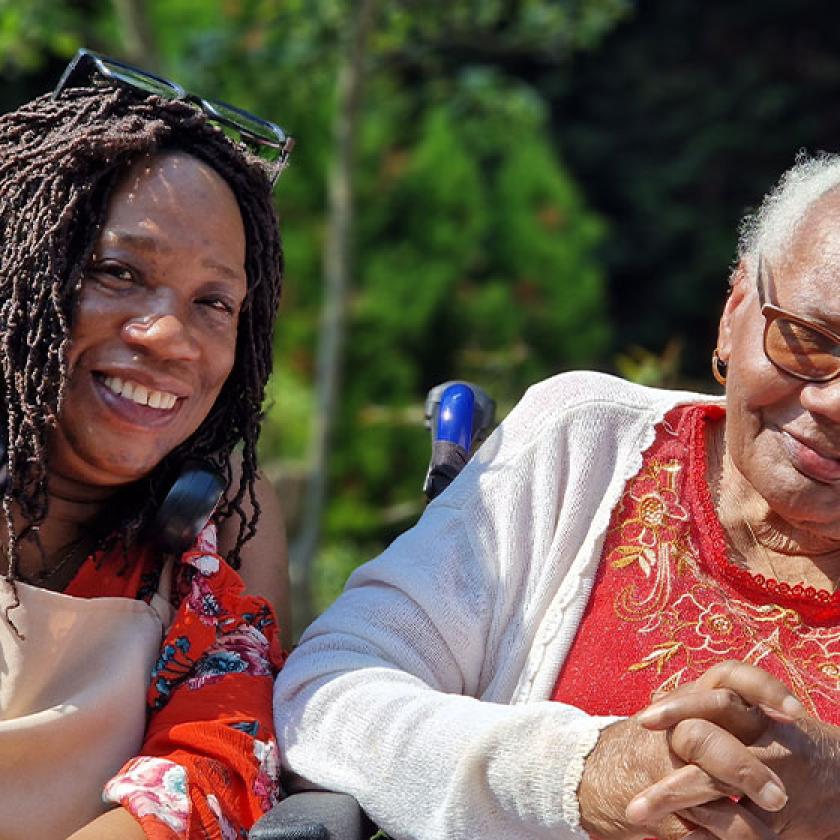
top-left (102, 376), bottom-right (178, 411)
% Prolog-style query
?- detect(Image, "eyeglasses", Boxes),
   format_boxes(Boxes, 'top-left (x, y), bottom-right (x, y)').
top-left (757, 255), bottom-right (840, 382)
top-left (52, 48), bottom-right (294, 187)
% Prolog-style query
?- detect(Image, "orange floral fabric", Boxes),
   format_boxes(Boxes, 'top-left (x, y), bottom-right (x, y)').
top-left (552, 403), bottom-right (840, 723)
top-left (66, 525), bottom-right (286, 838)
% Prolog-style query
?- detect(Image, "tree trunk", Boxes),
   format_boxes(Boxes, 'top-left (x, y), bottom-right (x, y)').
top-left (111, 0), bottom-right (160, 71)
top-left (291, 0), bottom-right (379, 631)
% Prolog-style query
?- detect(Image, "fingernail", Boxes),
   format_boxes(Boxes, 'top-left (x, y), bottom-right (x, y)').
top-left (757, 780), bottom-right (787, 811)
top-left (782, 695), bottom-right (805, 718)
top-left (625, 796), bottom-right (650, 824)
top-left (635, 704), bottom-right (666, 726)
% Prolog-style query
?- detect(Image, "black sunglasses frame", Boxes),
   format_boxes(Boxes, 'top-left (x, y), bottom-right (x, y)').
top-left (52, 48), bottom-right (294, 187)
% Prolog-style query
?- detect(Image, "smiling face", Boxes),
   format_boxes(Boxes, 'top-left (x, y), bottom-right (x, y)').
top-left (49, 150), bottom-right (248, 489)
top-left (718, 186), bottom-right (840, 538)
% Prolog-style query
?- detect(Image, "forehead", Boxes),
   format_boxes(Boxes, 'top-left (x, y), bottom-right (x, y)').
top-left (97, 151), bottom-right (247, 283)
top-left (105, 151), bottom-right (240, 224)
top-left (775, 187), bottom-right (840, 311)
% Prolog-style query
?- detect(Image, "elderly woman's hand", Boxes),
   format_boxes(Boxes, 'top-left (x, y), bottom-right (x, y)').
top-left (579, 712), bottom-right (780, 840)
top-left (622, 661), bottom-right (840, 839)
top-left (578, 662), bottom-right (803, 840)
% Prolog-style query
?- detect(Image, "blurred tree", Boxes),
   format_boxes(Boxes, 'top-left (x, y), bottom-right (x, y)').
top-left (1, 0), bottom-right (627, 628)
top-left (554, 0), bottom-right (840, 382)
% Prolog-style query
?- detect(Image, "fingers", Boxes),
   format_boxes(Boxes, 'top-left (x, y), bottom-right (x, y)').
top-left (679, 801), bottom-right (779, 840)
top-left (636, 687), bottom-right (767, 743)
top-left (668, 718), bottom-right (787, 811)
top-left (625, 718), bottom-right (787, 827)
top-left (625, 764), bottom-right (740, 824)
top-left (693, 661), bottom-right (803, 721)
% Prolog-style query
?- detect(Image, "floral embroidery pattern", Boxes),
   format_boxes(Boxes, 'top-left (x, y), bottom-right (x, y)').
top-left (206, 795), bottom-right (242, 840)
top-left (186, 625), bottom-right (273, 691)
top-left (70, 520), bottom-right (283, 840)
top-left (150, 636), bottom-right (194, 710)
top-left (603, 407), bottom-right (840, 717)
top-left (253, 737), bottom-right (281, 812)
top-left (104, 757), bottom-right (190, 833)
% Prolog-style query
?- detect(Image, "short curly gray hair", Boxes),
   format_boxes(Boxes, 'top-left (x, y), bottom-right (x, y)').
top-left (737, 151), bottom-right (840, 277)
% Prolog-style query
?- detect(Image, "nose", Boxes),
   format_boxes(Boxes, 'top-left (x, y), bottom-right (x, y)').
top-left (800, 378), bottom-right (840, 424)
top-left (121, 310), bottom-right (201, 362)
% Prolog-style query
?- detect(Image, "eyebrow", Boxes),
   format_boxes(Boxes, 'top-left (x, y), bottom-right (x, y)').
top-left (759, 254), bottom-right (840, 332)
top-left (99, 230), bottom-right (245, 282)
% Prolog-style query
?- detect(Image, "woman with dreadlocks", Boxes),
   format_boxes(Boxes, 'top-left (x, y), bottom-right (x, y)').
top-left (0, 50), bottom-right (293, 839)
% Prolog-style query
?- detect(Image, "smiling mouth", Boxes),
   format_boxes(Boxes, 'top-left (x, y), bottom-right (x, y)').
top-left (781, 431), bottom-right (840, 483)
top-left (101, 375), bottom-right (179, 410)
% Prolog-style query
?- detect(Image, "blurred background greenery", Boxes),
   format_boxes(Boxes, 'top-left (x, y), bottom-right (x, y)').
top-left (4, 0), bottom-right (838, 635)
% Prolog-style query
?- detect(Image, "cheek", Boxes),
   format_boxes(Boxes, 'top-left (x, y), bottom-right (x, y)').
top-left (201, 342), bottom-right (238, 405)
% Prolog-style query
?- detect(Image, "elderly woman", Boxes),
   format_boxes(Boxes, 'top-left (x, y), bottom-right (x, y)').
top-left (1, 50), bottom-right (292, 838)
top-left (275, 154), bottom-right (840, 839)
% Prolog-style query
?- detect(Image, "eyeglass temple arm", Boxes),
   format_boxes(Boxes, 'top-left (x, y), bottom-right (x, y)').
top-left (756, 254), bottom-right (768, 308)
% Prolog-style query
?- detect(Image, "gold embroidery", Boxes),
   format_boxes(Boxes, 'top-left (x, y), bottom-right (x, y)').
top-left (608, 456), bottom-right (840, 715)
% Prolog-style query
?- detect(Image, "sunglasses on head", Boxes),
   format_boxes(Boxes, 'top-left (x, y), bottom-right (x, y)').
top-left (52, 48), bottom-right (294, 188)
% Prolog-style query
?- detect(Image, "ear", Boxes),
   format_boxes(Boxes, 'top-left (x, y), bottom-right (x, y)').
top-left (717, 258), bottom-right (751, 362)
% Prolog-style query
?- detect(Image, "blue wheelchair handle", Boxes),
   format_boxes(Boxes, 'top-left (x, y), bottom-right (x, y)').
top-left (435, 384), bottom-right (475, 449)
top-left (423, 381), bottom-right (496, 501)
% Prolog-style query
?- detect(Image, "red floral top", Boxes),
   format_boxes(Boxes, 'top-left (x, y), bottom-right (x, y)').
top-left (552, 403), bottom-right (840, 723)
top-left (66, 523), bottom-right (286, 839)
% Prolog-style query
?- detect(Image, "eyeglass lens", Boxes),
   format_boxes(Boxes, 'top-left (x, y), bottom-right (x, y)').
top-left (765, 317), bottom-right (840, 381)
top-left (56, 49), bottom-right (292, 185)
top-left (201, 103), bottom-right (285, 163)
top-left (92, 56), bottom-right (183, 99)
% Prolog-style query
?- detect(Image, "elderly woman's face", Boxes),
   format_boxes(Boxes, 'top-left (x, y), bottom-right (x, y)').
top-left (718, 187), bottom-right (840, 536)
top-left (50, 151), bottom-right (248, 488)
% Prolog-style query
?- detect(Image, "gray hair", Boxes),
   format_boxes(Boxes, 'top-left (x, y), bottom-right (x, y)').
top-left (737, 151), bottom-right (840, 274)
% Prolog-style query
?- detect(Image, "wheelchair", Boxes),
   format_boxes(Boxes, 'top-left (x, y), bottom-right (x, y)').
top-left (250, 382), bottom-right (495, 840)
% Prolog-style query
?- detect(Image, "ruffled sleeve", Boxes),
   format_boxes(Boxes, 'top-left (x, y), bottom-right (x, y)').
top-left (104, 528), bottom-right (286, 839)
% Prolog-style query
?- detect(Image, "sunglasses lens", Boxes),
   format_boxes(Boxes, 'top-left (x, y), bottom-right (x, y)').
top-left (102, 64), bottom-right (181, 99)
top-left (765, 317), bottom-right (840, 381)
top-left (204, 100), bottom-right (284, 150)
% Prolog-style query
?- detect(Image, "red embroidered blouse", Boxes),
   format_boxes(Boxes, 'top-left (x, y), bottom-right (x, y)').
top-left (66, 523), bottom-right (285, 839)
top-left (552, 403), bottom-right (840, 723)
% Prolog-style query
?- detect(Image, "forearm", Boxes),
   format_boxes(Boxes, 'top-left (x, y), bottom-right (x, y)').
top-left (278, 644), bottom-right (619, 839)
top-left (67, 807), bottom-right (145, 840)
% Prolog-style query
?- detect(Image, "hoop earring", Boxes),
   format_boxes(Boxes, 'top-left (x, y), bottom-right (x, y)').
top-left (711, 349), bottom-right (728, 386)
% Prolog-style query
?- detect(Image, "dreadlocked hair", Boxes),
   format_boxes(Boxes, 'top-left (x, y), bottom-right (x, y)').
top-left (0, 83), bottom-right (283, 582)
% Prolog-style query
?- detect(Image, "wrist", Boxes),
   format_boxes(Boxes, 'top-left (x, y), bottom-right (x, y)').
top-left (578, 719), bottom-right (667, 839)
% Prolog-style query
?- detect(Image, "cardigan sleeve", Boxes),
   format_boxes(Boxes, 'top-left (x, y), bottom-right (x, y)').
top-left (104, 548), bottom-right (286, 839)
top-left (274, 374), bottom-right (655, 840)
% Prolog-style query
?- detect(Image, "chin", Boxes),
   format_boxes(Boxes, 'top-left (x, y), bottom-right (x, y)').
top-left (763, 481), bottom-right (840, 532)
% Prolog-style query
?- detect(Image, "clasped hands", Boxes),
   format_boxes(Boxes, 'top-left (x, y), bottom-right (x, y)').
top-left (579, 661), bottom-right (840, 840)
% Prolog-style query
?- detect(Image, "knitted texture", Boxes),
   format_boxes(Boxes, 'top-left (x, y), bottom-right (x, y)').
top-left (275, 372), bottom-right (713, 839)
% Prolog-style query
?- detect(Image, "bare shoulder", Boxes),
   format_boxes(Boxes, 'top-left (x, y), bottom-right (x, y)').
top-left (218, 451), bottom-right (292, 648)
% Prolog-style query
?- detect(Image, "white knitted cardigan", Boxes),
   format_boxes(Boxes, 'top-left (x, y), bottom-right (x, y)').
top-left (275, 371), bottom-right (716, 839)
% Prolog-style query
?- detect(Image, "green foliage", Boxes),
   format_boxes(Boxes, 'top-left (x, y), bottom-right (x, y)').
top-left (0, 0), bottom-right (84, 69)
top-left (3, 0), bottom-right (628, 617)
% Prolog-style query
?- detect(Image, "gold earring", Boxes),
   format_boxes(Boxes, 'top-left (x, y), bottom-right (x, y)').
top-left (712, 349), bottom-right (728, 386)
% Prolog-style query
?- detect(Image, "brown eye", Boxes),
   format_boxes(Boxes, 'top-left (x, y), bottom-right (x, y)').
top-left (766, 317), bottom-right (840, 379)
top-left (198, 296), bottom-right (236, 316)
top-left (86, 262), bottom-right (137, 288)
